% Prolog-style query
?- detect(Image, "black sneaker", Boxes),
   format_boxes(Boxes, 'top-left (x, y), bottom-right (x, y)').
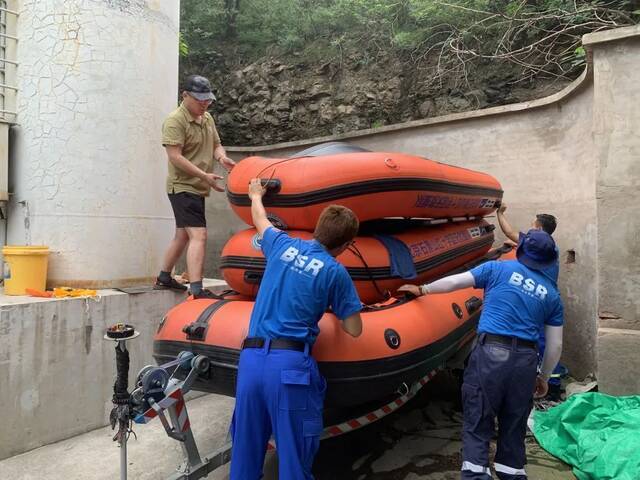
top-left (546, 383), bottom-right (563, 402)
top-left (192, 289), bottom-right (221, 300)
top-left (154, 277), bottom-right (188, 291)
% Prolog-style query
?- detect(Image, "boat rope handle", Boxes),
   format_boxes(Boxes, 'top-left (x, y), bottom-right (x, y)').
top-left (347, 243), bottom-right (390, 301)
top-left (255, 155), bottom-right (301, 180)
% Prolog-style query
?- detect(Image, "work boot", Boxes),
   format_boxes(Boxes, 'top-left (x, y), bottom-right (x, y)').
top-left (154, 277), bottom-right (188, 292)
top-left (546, 383), bottom-right (562, 402)
top-left (192, 289), bottom-right (221, 300)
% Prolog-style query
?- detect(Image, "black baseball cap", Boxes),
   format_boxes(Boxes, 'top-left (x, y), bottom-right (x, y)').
top-left (184, 75), bottom-right (216, 102)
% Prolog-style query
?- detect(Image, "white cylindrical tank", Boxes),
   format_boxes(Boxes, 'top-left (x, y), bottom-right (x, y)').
top-left (9, 0), bottom-right (180, 287)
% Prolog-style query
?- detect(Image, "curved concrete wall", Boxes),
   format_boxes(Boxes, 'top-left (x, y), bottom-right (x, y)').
top-left (9, 0), bottom-right (179, 287)
top-left (219, 26), bottom-right (640, 380)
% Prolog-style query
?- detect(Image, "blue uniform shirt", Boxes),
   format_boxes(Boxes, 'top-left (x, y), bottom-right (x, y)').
top-left (248, 227), bottom-right (362, 345)
top-left (470, 260), bottom-right (563, 342)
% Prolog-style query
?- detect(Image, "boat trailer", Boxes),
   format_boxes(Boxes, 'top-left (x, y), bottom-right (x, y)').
top-left (105, 323), bottom-right (451, 480)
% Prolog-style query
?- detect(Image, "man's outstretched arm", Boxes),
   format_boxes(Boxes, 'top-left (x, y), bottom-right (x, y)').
top-left (497, 204), bottom-right (519, 243)
top-left (535, 325), bottom-right (563, 398)
top-left (248, 178), bottom-right (273, 236)
top-left (398, 271), bottom-right (476, 297)
top-left (166, 145), bottom-right (224, 192)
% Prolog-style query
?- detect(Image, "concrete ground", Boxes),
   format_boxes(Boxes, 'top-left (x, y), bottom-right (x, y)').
top-left (0, 373), bottom-right (575, 479)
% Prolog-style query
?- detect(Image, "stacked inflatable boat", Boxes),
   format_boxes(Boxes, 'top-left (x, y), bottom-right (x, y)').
top-left (154, 142), bottom-right (514, 410)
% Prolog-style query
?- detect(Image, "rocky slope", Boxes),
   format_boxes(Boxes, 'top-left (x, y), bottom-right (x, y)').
top-left (203, 54), bottom-right (573, 146)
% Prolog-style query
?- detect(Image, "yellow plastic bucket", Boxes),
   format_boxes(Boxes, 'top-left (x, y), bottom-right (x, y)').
top-left (2, 246), bottom-right (49, 295)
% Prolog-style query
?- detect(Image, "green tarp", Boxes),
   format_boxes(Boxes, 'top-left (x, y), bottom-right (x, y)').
top-left (533, 393), bottom-right (640, 480)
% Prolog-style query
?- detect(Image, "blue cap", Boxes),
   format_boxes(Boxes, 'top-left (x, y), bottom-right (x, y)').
top-left (516, 230), bottom-right (558, 270)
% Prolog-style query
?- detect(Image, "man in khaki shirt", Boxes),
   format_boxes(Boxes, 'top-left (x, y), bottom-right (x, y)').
top-left (156, 75), bottom-right (236, 299)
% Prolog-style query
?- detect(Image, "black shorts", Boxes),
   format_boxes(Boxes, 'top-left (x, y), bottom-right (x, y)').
top-left (168, 192), bottom-right (206, 228)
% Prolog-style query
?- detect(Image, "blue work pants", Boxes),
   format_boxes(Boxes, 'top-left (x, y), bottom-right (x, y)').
top-left (461, 336), bottom-right (538, 480)
top-left (229, 342), bottom-right (325, 479)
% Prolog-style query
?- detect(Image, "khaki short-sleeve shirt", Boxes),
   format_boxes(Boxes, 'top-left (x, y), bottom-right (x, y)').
top-left (162, 102), bottom-right (222, 196)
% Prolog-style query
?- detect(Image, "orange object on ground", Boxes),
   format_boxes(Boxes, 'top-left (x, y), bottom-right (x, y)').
top-left (226, 145), bottom-right (503, 230)
top-left (26, 288), bottom-right (53, 298)
top-left (220, 220), bottom-right (495, 303)
top-left (154, 245), bottom-right (516, 409)
top-left (52, 287), bottom-right (98, 298)
top-left (25, 287), bottom-right (97, 298)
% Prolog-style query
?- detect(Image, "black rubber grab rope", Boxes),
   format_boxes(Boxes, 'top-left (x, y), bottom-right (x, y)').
top-left (220, 235), bottom-right (495, 280)
top-left (228, 176), bottom-right (503, 207)
top-left (347, 243), bottom-right (390, 300)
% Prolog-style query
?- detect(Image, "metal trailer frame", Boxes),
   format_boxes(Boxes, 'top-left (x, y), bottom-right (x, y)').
top-left (106, 322), bottom-right (467, 480)
top-left (128, 358), bottom-right (446, 479)
top-left (131, 353), bottom-right (233, 480)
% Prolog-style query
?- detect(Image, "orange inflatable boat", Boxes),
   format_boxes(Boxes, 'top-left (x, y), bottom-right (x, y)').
top-left (220, 220), bottom-right (495, 303)
top-left (226, 142), bottom-right (503, 230)
top-left (154, 245), bottom-right (515, 409)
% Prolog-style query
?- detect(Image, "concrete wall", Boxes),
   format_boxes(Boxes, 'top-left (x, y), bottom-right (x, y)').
top-left (0, 123), bottom-right (8, 202)
top-left (597, 329), bottom-right (640, 395)
top-left (588, 30), bottom-right (640, 330)
top-left (0, 280), bottom-right (227, 460)
top-left (585, 27), bottom-right (640, 395)
top-left (213, 27), bottom-right (640, 384)
top-left (8, 0), bottom-right (180, 287)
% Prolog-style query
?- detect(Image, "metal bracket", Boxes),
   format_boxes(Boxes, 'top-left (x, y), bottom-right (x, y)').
top-left (130, 353), bottom-right (230, 480)
top-left (148, 398), bottom-right (186, 442)
top-left (165, 442), bottom-right (232, 480)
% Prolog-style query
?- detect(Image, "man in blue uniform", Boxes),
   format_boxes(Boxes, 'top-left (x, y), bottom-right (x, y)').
top-left (229, 178), bottom-right (363, 480)
top-left (497, 204), bottom-right (563, 397)
top-left (399, 230), bottom-right (563, 479)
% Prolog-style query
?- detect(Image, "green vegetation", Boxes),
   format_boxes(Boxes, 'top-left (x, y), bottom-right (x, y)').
top-left (181, 0), bottom-right (639, 81)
